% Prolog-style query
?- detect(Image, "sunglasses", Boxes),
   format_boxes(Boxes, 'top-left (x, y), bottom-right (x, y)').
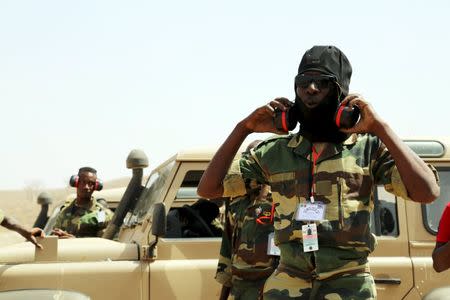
top-left (295, 74), bottom-right (336, 90)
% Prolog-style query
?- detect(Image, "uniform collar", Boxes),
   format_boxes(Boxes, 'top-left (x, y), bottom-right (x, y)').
top-left (287, 132), bottom-right (358, 162)
top-left (74, 196), bottom-right (96, 210)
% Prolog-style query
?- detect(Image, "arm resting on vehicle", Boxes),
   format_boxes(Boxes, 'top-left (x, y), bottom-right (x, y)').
top-left (1, 216), bottom-right (44, 248)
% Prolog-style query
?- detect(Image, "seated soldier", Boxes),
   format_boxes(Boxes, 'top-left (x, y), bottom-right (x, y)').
top-left (215, 140), bottom-right (279, 300)
top-left (52, 167), bottom-right (113, 238)
top-left (216, 184), bottom-right (279, 300)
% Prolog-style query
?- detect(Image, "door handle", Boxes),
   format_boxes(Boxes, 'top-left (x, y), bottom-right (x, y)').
top-left (374, 278), bottom-right (401, 285)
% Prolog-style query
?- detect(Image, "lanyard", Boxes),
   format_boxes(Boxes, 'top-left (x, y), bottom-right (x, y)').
top-left (310, 145), bottom-right (323, 203)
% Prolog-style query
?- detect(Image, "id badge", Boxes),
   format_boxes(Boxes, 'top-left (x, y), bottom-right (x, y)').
top-left (294, 202), bottom-right (326, 221)
top-left (97, 211), bottom-right (106, 223)
top-left (302, 223), bottom-right (319, 252)
top-left (267, 232), bottom-right (281, 256)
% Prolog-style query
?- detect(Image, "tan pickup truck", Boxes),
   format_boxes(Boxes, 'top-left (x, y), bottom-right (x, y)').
top-left (0, 139), bottom-right (448, 299)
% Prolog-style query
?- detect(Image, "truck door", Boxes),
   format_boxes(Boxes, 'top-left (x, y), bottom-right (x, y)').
top-left (149, 163), bottom-right (222, 300)
top-left (370, 186), bottom-right (414, 299)
top-left (407, 167), bottom-right (450, 298)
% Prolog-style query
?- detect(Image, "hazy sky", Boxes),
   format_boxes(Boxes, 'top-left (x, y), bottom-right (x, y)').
top-left (1, 0), bottom-right (449, 190)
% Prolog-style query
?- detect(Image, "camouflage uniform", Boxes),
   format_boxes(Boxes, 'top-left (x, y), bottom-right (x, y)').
top-left (216, 187), bottom-right (279, 300)
top-left (54, 197), bottom-right (113, 237)
top-left (223, 133), bottom-right (437, 300)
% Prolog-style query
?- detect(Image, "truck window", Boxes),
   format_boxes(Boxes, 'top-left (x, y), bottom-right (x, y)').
top-left (371, 185), bottom-right (399, 237)
top-left (173, 170), bottom-right (204, 206)
top-left (423, 167), bottom-right (450, 234)
top-left (165, 170), bottom-right (223, 238)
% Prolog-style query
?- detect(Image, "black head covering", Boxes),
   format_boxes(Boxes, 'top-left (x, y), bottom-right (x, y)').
top-left (293, 45), bottom-right (353, 143)
top-left (297, 45), bottom-right (352, 97)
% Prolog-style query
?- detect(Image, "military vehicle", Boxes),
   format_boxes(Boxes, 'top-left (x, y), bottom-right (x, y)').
top-left (0, 140), bottom-right (449, 299)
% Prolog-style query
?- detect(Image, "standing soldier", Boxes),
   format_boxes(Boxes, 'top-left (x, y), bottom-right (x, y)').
top-left (215, 141), bottom-right (279, 300)
top-left (52, 167), bottom-right (113, 238)
top-left (198, 45), bottom-right (439, 299)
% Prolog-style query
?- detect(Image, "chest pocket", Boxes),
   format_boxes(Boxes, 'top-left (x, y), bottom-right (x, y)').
top-left (78, 210), bottom-right (106, 236)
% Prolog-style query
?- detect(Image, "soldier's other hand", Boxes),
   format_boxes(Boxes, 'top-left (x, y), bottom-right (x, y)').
top-left (241, 97), bottom-right (293, 135)
top-left (52, 228), bottom-right (75, 239)
top-left (25, 228), bottom-right (45, 249)
top-left (339, 94), bottom-right (384, 135)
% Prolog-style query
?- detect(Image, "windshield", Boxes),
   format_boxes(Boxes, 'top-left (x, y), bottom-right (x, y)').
top-left (123, 160), bottom-right (176, 227)
top-left (424, 167), bottom-right (450, 234)
top-left (43, 205), bottom-right (65, 235)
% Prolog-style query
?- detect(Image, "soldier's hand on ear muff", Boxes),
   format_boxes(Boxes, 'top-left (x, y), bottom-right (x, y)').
top-left (270, 97), bottom-right (293, 111)
top-left (241, 97), bottom-right (293, 135)
top-left (339, 94), bottom-right (383, 135)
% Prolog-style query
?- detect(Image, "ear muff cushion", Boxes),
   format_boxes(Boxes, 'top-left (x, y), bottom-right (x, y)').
top-left (274, 106), bottom-right (298, 132)
top-left (335, 105), bottom-right (345, 128)
top-left (69, 175), bottom-right (78, 187)
top-left (95, 180), bottom-right (103, 191)
top-left (281, 111), bottom-right (288, 132)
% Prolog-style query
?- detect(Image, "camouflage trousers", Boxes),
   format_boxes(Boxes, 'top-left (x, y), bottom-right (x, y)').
top-left (262, 268), bottom-right (376, 300)
top-left (229, 277), bottom-right (267, 300)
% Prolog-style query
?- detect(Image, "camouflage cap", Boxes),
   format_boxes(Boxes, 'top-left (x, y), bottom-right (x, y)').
top-left (297, 45), bottom-right (352, 96)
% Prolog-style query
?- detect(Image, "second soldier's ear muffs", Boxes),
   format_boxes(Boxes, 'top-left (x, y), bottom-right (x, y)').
top-left (69, 175), bottom-right (103, 191)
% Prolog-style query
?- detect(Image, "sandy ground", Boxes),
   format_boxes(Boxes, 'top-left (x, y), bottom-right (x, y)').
top-left (0, 177), bottom-right (130, 246)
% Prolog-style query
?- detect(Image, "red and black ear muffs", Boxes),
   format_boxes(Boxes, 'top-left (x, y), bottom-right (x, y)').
top-left (274, 101), bottom-right (298, 132)
top-left (275, 101), bottom-right (360, 131)
top-left (69, 175), bottom-right (103, 191)
top-left (276, 80), bottom-right (360, 131)
top-left (334, 102), bottom-right (360, 129)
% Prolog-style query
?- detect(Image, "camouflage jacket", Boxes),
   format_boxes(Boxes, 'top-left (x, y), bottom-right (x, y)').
top-left (215, 189), bottom-right (278, 287)
top-left (54, 197), bottom-right (113, 237)
top-left (223, 133), bottom-right (436, 279)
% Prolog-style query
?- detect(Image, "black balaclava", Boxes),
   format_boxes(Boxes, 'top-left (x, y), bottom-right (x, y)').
top-left (294, 45), bottom-right (352, 143)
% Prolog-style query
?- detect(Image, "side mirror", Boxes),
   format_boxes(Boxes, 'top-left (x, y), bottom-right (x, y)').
top-left (33, 192), bottom-right (53, 228)
top-left (152, 203), bottom-right (166, 237)
top-left (102, 149), bottom-right (149, 240)
top-left (37, 192), bottom-right (53, 205)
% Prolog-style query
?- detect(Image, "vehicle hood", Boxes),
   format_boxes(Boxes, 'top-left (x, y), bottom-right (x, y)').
top-left (0, 238), bottom-right (139, 264)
